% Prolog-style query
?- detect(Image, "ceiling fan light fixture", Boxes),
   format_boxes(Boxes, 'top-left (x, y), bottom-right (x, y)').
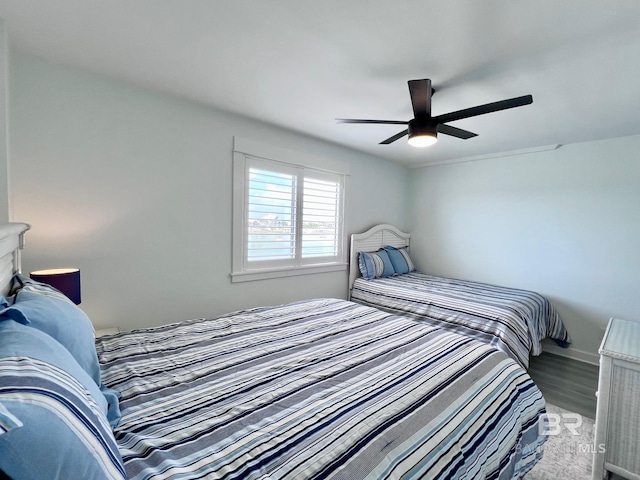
top-left (407, 119), bottom-right (438, 147)
top-left (408, 132), bottom-right (438, 147)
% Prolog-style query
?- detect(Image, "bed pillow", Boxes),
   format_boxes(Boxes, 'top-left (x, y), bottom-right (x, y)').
top-left (9, 273), bottom-right (73, 303)
top-left (0, 320), bottom-right (126, 480)
top-left (385, 245), bottom-right (416, 275)
top-left (2, 289), bottom-right (101, 387)
top-left (0, 402), bottom-right (22, 434)
top-left (0, 319), bottom-right (108, 417)
top-left (358, 249), bottom-right (395, 280)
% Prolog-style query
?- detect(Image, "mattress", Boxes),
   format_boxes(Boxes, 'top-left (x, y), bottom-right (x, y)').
top-left (350, 273), bottom-right (570, 368)
top-left (96, 298), bottom-right (546, 480)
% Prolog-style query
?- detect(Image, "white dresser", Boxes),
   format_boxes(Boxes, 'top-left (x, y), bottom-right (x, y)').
top-left (593, 318), bottom-right (640, 480)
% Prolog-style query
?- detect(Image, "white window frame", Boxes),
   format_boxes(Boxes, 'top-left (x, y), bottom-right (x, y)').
top-left (231, 137), bottom-right (348, 283)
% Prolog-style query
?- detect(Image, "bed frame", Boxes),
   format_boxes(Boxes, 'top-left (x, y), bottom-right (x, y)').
top-left (0, 222), bottom-right (31, 296)
top-left (348, 223), bottom-right (410, 296)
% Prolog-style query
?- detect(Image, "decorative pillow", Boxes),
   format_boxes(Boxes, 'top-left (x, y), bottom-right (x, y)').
top-left (0, 402), bottom-right (22, 434)
top-left (10, 273), bottom-right (74, 304)
top-left (2, 290), bottom-right (101, 387)
top-left (2, 286), bottom-right (123, 428)
top-left (0, 319), bottom-right (107, 417)
top-left (385, 245), bottom-right (416, 275)
top-left (101, 385), bottom-right (123, 428)
top-left (0, 321), bottom-right (126, 480)
top-left (358, 249), bottom-right (395, 280)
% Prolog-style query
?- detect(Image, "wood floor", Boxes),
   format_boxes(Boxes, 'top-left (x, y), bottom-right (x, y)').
top-left (528, 352), bottom-right (599, 419)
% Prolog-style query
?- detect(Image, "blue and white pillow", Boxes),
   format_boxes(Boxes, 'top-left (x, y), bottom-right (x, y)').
top-left (1, 290), bottom-right (101, 387)
top-left (0, 320), bottom-right (126, 480)
top-left (3, 278), bottom-right (122, 427)
top-left (0, 402), bottom-right (22, 434)
top-left (385, 246), bottom-right (416, 275)
top-left (9, 273), bottom-right (74, 303)
top-left (358, 249), bottom-right (395, 280)
top-left (0, 319), bottom-right (108, 415)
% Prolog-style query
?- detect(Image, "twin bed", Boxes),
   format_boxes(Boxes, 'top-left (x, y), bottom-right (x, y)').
top-left (0, 222), bottom-right (569, 479)
top-left (349, 224), bottom-right (570, 369)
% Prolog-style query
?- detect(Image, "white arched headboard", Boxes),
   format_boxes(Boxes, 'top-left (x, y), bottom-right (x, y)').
top-left (348, 224), bottom-right (410, 296)
top-left (0, 223), bottom-right (31, 296)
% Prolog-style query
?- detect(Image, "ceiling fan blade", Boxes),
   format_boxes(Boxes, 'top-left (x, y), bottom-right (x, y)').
top-left (408, 79), bottom-right (432, 119)
top-left (435, 94), bottom-right (533, 124)
top-left (437, 123), bottom-right (477, 139)
top-left (380, 129), bottom-right (409, 144)
top-left (336, 118), bottom-right (408, 125)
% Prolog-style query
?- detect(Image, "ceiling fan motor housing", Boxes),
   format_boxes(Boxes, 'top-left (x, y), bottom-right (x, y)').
top-left (408, 118), bottom-right (437, 139)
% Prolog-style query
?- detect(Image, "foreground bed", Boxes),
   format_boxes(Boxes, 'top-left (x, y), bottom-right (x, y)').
top-left (97, 298), bottom-right (546, 479)
top-left (349, 224), bottom-right (571, 368)
top-left (0, 223), bottom-right (547, 479)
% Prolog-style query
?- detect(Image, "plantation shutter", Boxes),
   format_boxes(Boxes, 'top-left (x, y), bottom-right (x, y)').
top-left (247, 165), bottom-right (297, 262)
top-left (244, 156), bottom-right (343, 269)
top-left (302, 174), bottom-right (341, 259)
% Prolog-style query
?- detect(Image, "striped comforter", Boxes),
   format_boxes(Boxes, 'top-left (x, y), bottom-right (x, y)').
top-left (350, 273), bottom-right (571, 368)
top-left (97, 298), bottom-right (546, 480)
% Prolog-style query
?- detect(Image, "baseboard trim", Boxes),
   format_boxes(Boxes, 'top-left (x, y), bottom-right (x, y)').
top-left (541, 343), bottom-right (600, 366)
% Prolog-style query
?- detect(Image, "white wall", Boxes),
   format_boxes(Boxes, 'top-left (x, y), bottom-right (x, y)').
top-left (0, 19), bottom-right (9, 222)
top-left (10, 51), bottom-right (637, 362)
top-left (9, 52), bottom-right (408, 330)
top-left (407, 135), bottom-right (640, 362)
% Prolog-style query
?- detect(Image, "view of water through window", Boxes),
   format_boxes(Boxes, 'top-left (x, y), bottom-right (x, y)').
top-left (247, 167), bottom-right (339, 262)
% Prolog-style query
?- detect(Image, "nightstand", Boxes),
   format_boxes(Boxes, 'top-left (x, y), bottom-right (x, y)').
top-left (592, 318), bottom-right (640, 480)
top-left (95, 327), bottom-right (121, 338)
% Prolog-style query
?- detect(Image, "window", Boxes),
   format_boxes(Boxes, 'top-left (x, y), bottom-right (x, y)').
top-left (232, 138), bottom-right (347, 282)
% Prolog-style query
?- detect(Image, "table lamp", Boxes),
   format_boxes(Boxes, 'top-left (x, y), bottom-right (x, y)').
top-left (30, 268), bottom-right (81, 305)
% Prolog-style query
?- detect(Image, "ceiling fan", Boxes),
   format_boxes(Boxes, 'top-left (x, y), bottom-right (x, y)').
top-left (336, 79), bottom-right (533, 147)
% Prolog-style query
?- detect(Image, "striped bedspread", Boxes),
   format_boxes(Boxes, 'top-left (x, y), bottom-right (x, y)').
top-left (96, 298), bottom-right (546, 480)
top-left (351, 273), bottom-right (571, 368)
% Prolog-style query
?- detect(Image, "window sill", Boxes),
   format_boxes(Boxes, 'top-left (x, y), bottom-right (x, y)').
top-left (230, 263), bottom-right (347, 283)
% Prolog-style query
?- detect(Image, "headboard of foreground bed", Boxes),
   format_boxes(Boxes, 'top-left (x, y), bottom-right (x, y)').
top-left (348, 223), bottom-right (410, 294)
top-left (0, 223), bottom-right (31, 296)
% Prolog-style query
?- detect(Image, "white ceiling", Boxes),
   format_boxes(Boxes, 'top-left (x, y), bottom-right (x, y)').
top-left (0, 0), bottom-right (639, 166)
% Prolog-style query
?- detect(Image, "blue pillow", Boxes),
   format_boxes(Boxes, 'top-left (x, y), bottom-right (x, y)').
top-left (0, 319), bottom-right (107, 416)
top-left (101, 385), bottom-right (122, 428)
top-left (9, 273), bottom-right (72, 302)
top-left (0, 402), bottom-right (22, 434)
top-left (385, 245), bottom-right (416, 275)
top-left (0, 321), bottom-right (126, 480)
top-left (358, 249), bottom-right (395, 280)
top-left (1, 292), bottom-right (122, 428)
top-left (2, 290), bottom-right (101, 387)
